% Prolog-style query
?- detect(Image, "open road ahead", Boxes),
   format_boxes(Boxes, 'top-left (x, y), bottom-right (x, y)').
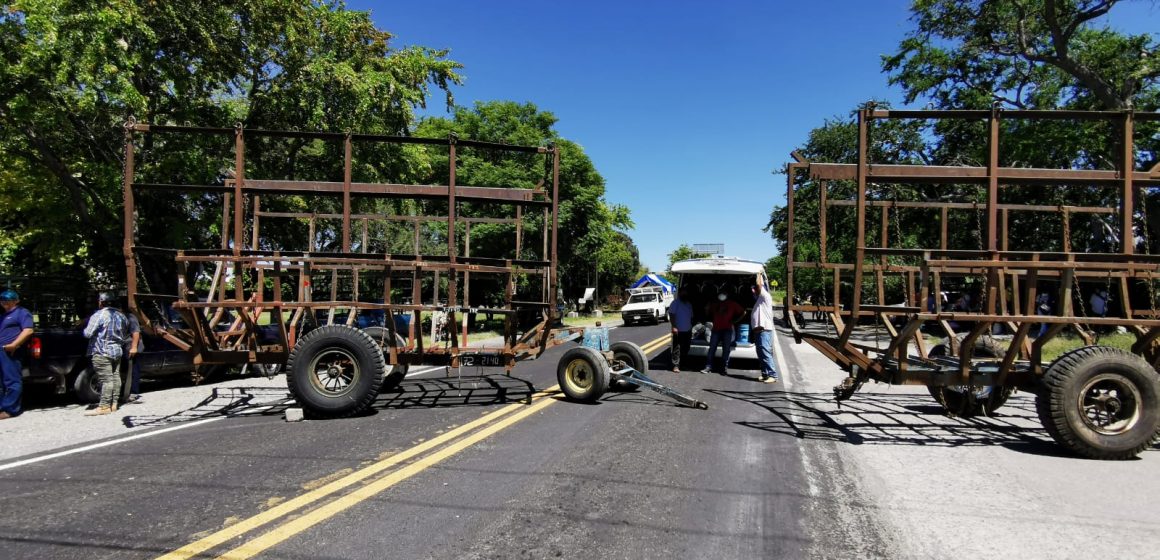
top-left (1, 321), bottom-right (1158, 559)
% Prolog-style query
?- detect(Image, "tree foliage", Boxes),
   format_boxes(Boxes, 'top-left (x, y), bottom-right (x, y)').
top-left (767, 0), bottom-right (1160, 302)
top-left (414, 101), bottom-right (638, 303)
top-left (0, 0), bottom-right (462, 288)
top-left (664, 244), bottom-right (710, 277)
top-left (883, 0), bottom-right (1160, 110)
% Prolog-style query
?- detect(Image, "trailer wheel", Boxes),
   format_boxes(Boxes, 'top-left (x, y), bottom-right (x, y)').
top-left (927, 335), bottom-right (1013, 416)
top-left (363, 326), bottom-right (409, 392)
top-left (609, 341), bottom-right (647, 391)
top-left (557, 346), bottom-right (610, 402)
top-left (73, 367), bottom-right (101, 404)
top-left (287, 325), bottom-right (385, 418)
top-left (1036, 346), bottom-right (1160, 460)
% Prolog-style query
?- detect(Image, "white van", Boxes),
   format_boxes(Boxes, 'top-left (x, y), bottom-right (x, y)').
top-left (670, 257), bottom-right (768, 361)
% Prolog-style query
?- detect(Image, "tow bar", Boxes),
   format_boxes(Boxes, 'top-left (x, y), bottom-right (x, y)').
top-left (610, 364), bottom-right (709, 409)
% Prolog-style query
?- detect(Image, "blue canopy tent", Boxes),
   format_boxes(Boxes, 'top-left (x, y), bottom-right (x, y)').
top-left (630, 273), bottom-right (675, 294)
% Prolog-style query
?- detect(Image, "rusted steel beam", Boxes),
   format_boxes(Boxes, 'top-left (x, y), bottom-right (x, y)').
top-left (839, 108), bottom-right (870, 348)
top-left (869, 109), bottom-right (1157, 120)
top-left (825, 199), bottom-right (1116, 214)
top-left (342, 133), bottom-right (353, 252)
top-left (132, 124), bottom-right (549, 153)
top-left (254, 213), bottom-right (517, 225)
top-left (1122, 111), bottom-right (1135, 255)
top-left (122, 125), bottom-right (138, 317)
top-left (808, 163), bottom-right (1160, 185)
top-left (233, 180), bottom-right (552, 205)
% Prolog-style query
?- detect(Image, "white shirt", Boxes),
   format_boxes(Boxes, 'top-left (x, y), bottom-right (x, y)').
top-left (751, 289), bottom-right (775, 331)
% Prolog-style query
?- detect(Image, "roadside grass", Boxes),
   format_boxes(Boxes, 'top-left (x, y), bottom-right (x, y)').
top-left (923, 330), bottom-right (1136, 364)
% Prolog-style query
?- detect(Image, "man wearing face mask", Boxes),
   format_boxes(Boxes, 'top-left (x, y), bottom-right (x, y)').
top-left (702, 292), bottom-right (744, 374)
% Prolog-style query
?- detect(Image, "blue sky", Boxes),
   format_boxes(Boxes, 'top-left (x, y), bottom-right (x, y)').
top-left (350, 0), bottom-right (1159, 272)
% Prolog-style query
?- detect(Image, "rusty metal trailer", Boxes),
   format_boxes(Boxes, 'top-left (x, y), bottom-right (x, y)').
top-left (121, 122), bottom-right (698, 416)
top-left (784, 107), bottom-right (1160, 459)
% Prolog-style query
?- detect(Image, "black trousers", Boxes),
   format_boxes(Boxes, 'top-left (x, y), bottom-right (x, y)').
top-left (670, 331), bottom-right (691, 369)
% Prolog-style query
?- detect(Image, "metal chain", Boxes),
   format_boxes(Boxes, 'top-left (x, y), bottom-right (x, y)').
top-left (1143, 189), bottom-right (1158, 311)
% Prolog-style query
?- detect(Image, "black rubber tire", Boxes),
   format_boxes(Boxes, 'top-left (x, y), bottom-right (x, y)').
top-left (557, 346), bottom-right (610, 403)
top-left (286, 325), bottom-right (385, 418)
top-left (927, 335), bottom-right (1013, 417)
top-left (1035, 346), bottom-right (1160, 460)
top-left (362, 326), bottom-right (409, 392)
top-left (73, 367), bottom-right (101, 404)
top-left (609, 341), bottom-right (647, 392)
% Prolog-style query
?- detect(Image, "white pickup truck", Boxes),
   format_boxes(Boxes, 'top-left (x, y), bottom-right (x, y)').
top-left (619, 286), bottom-right (672, 325)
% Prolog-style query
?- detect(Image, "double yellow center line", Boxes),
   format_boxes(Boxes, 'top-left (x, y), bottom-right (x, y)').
top-left (639, 333), bottom-right (670, 356)
top-left (159, 332), bottom-right (670, 560)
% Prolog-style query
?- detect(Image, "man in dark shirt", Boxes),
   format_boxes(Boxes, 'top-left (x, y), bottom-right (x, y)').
top-left (667, 288), bottom-right (694, 373)
top-left (0, 290), bottom-right (35, 419)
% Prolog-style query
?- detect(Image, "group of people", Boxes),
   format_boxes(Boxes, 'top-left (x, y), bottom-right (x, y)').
top-left (666, 278), bottom-right (779, 383)
top-left (0, 290), bottom-right (144, 420)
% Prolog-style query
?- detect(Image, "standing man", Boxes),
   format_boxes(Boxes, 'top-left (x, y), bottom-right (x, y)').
top-left (125, 306), bottom-right (143, 403)
top-left (702, 293), bottom-right (744, 375)
top-left (83, 292), bottom-right (130, 416)
top-left (667, 287), bottom-right (694, 373)
top-left (0, 290), bottom-right (34, 419)
top-left (751, 277), bottom-right (778, 383)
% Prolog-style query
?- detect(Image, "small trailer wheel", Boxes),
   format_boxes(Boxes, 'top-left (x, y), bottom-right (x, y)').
top-left (557, 346), bottom-right (610, 403)
top-left (1036, 346), bottom-right (1160, 460)
top-left (927, 335), bottom-right (1012, 416)
top-left (287, 325), bottom-right (385, 418)
top-left (609, 341), bottom-right (647, 392)
top-left (362, 326), bottom-right (409, 392)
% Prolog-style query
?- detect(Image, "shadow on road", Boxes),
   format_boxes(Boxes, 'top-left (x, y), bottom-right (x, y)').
top-left (123, 374), bottom-right (537, 428)
top-left (707, 388), bottom-right (1159, 457)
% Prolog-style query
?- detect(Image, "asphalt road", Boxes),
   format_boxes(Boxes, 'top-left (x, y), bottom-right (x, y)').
top-left (1, 321), bottom-right (1157, 559)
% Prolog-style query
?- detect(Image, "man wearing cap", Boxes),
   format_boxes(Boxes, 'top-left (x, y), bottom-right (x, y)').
top-left (0, 290), bottom-right (34, 419)
top-left (82, 292), bottom-right (130, 415)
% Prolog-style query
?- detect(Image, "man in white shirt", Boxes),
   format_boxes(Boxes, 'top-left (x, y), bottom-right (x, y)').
top-left (751, 278), bottom-right (777, 383)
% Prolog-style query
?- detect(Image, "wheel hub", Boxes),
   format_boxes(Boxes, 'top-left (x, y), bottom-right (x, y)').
top-left (1079, 373), bottom-right (1141, 436)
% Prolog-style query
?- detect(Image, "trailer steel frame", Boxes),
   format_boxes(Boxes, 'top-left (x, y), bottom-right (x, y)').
top-left (784, 107), bottom-right (1160, 459)
top-left (121, 123), bottom-right (595, 415)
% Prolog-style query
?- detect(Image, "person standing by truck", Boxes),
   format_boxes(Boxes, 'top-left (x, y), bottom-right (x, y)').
top-left (667, 288), bottom-right (694, 373)
top-left (125, 307), bottom-right (143, 403)
top-left (0, 290), bottom-right (34, 419)
top-left (82, 292), bottom-right (130, 416)
top-left (751, 279), bottom-right (778, 383)
top-left (702, 293), bottom-right (744, 375)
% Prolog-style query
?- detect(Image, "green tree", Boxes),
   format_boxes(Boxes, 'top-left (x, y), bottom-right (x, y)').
top-left (883, 0), bottom-right (1160, 111)
top-left (768, 0), bottom-right (1160, 304)
top-left (664, 244), bottom-right (710, 277)
top-left (0, 0), bottom-right (462, 290)
top-left (414, 101), bottom-right (637, 304)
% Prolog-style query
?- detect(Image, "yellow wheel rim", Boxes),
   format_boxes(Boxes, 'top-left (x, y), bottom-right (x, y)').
top-left (564, 358), bottom-right (595, 394)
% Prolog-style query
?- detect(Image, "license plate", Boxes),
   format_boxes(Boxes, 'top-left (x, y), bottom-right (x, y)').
top-left (459, 353), bottom-right (504, 367)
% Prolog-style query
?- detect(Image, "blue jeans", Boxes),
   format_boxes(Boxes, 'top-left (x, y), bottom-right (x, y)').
top-left (755, 329), bottom-right (776, 377)
top-left (706, 328), bottom-right (735, 371)
top-left (0, 350), bottom-right (23, 415)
